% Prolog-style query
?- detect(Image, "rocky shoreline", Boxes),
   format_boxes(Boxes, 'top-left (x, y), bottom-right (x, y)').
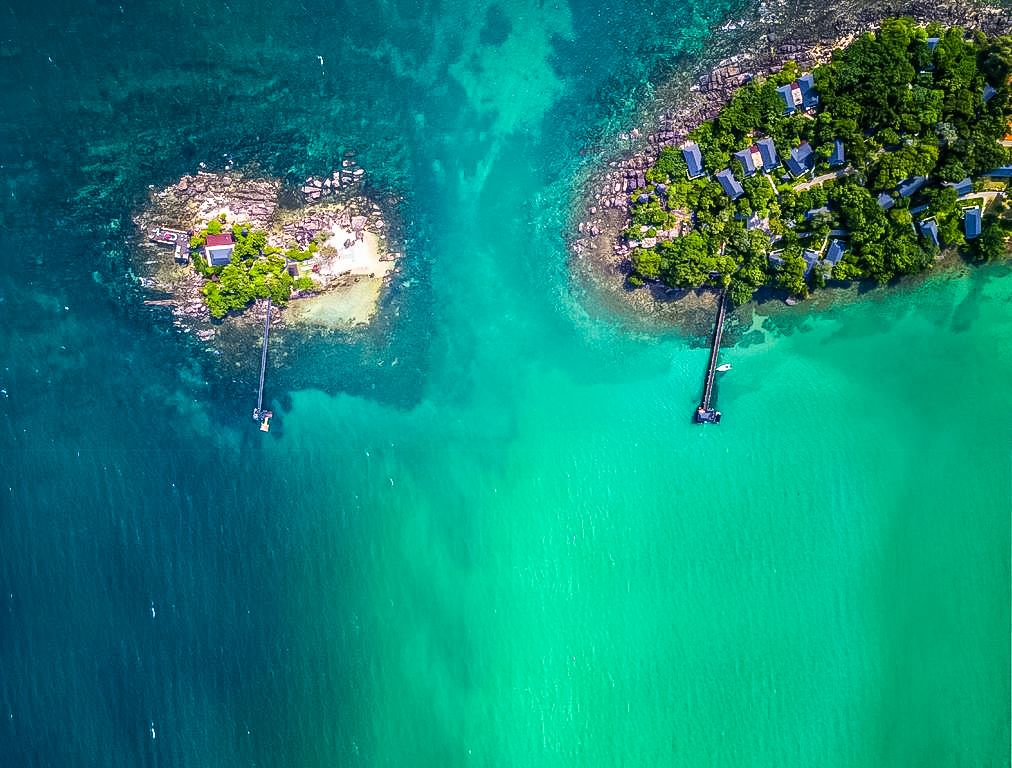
top-left (131, 155), bottom-right (405, 351)
top-left (568, 0), bottom-right (1012, 329)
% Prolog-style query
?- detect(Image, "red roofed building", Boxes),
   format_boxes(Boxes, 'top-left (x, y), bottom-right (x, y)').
top-left (205, 232), bottom-right (235, 266)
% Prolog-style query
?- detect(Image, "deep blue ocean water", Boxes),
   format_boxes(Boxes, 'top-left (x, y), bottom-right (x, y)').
top-left (1, 1), bottom-right (1009, 766)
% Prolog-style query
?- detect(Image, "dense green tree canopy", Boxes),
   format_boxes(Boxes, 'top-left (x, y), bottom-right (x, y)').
top-left (623, 19), bottom-right (1011, 301)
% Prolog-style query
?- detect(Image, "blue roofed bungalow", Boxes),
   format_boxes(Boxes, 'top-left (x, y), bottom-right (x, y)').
top-left (919, 218), bottom-right (939, 248)
top-left (756, 138), bottom-right (779, 169)
top-left (825, 239), bottom-right (845, 268)
top-left (964, 207), bottom-right (981, 239)
top-left (944, 177), bottom-right (973, 198)
top-left (828, 139), bottom-right (845, 168)
top-left (898, 176), bottom-right (928, 198)
top-left (919, 37), bottom-right (940, 71)
top-left (777, 74), bottom-right (818, 114)
top-left (784, 142), bottom-right (814, 177)
top-left (715, 169), bottom-right (744, 200)
top-left (801, 248), bottom-right (822, 277)
top-left (682, 143), bottom-right (705, 179)
top-left (798, 74), bottom-right (819, 110)
top-left (777, 83), bottom-right (800, 114)
top-left (734, 147), bottom-right (758, 176)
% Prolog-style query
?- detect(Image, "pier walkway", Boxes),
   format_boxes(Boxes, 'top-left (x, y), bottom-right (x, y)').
top-left (253, 297), bottom-right (273, 432)
top-left (695, 290), bottom-right (728, 424)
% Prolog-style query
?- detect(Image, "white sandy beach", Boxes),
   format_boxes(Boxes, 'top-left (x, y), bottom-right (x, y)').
top-left (288, 226), bottom-right (394, 328)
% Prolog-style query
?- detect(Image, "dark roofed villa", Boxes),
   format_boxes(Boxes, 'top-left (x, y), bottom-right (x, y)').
top-left (798, 74), bottom-right (819, 110)
top-left (785, 142), bottom-right (814, 177)
top-left (919, 218), bottom-right (940, 247)
top-left (682, 143), bottom-right (705, 179)
top-left (825, 240), bottom-right (845, 267)
top-left (716, 169), bottom-right (744, 199)
top-left (829, 140), bottom-right (845, 167)
top-left (778, 75), bottom-right (819, 114)
top-left (964, 207), bottom-right (982, 239)
top-left (756, 138), bottom-right (779, 169)
top-left (898, 176), bottom-right (928, 198)
top-left (734, 148), bottom-right (757, 176)
top-left (945, 177), bottom-right (973, 198)
top-left (777, 83), bottom-right (799, 114)
top-left (801, 248), bottom-right (821, 277)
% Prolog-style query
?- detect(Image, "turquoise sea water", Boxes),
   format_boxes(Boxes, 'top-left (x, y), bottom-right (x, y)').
top-left (1, 1), bottom-right (1009, 766)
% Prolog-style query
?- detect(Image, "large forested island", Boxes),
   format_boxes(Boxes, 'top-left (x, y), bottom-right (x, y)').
top-left (621, 19), bottom-right (1012, 305)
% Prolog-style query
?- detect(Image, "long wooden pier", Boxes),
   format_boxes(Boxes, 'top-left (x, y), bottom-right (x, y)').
top-left (695, 290), bottom-right (728, 424)
top-left (253, 297), bottom-right (273, 432)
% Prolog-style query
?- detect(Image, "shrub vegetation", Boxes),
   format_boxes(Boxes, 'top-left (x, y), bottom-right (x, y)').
top-left (189, 217), bottom-right (318, 318)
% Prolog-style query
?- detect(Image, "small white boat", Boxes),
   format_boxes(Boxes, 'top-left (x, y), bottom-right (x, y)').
top-left (716, 363), bottom-right (732, 372)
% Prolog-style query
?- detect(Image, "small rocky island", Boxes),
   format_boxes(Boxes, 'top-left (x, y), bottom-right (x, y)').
top-left (572, 16), bottom-right (1012, 311)
top-left (133, 156), bottom-right (402, 343)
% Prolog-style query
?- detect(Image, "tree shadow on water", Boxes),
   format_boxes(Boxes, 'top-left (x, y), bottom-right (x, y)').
top-left (951, 261), bottom-right (1010, 334)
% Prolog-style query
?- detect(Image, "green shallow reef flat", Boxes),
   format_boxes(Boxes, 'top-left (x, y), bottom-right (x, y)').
top-left (0, 0), bottom-right (1008, 766)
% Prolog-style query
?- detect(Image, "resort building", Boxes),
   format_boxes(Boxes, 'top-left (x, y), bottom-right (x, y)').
top-left (682, 143), bottom-right (705, 179)
top-left (944, 177), bottom-right (973, 198)
top-left (801, 248), bottom-right (822, 277)
top-left (919, 38), bottom-right (940, 72)
top-left (716, 169), bottom-right (744, 200)
top-left (825, 240), bottom-right (845, 269)
top-left (734, 147), bottom-right (759, 176)
top-left (898, 175), bottom-right (928, 198)
top-left (805, 205), bottom-right (831, 221)
top-left (784, 142), bottom-right (814, 177)
top-left (798, 74), bottom-right (819, 110)
top-left (205, 232), bottom-right (236, 267)
top-left (828, 140), bottom-right (845, 168)
top-left (756, 138), bottom-right (779, 169)
top-left (877, 192), bottom-right (895, 210)
top-left (919, 218), bottom-right (940, 247)
top-left (778, 75), bottom-right (819, 114)
top-left (964, 207), bottom-right (982, 239)
top-left (777, 83), bottom-right (801, 114)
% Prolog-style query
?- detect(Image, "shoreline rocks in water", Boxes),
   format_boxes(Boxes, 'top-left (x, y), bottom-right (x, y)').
top-left (568, 0), bottom-right (1012, 325)
top-left (132, 162), bottom-right (405, 345)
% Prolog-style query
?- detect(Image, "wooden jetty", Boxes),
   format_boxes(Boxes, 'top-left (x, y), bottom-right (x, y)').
top-left (252, 297), bottom-right (273, 432)
top-left (695, 290), bottom-right (728, 424)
